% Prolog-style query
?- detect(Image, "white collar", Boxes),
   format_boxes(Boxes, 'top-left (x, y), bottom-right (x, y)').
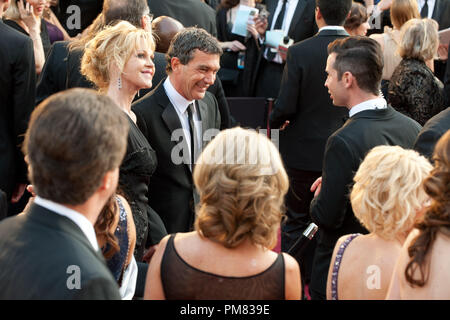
top-left (34, 196), bottom-right (99, 251)
top-left (349, 97), bottom-right (387, 118)
top-left (164, 77), bottom-right (195, 114)
top-left (319, 26), bottom-right (346, 33)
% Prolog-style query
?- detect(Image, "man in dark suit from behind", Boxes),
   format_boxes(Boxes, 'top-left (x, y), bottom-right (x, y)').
top-left (309, 37), bottom-right (422, 299)
top-left (269, 0), bottom-right (351, 293)
top-left (0, 0), bottom-right (36, 216)
top-left (414, 108), bottom-right (450, 160)
top-left (133, 27), bottom-right (221, 235)
top-left (252, 0), bottom-right (317, 99)
top-left (148, 0), bottom-right (218, 37)
top-left (0, 89), bottom-right (127, 299)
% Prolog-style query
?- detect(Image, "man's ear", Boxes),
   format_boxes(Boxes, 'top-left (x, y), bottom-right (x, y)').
top-left (342, 71), bottom-right (354, 89)
top-left (315, 7), bottom-right (322, 21)
top-left (171, 57), bottom-right (182, 73)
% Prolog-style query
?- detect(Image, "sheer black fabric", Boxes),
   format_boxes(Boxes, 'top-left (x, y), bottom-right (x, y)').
top-left (161, 234), bottom-right (285, 300)
top-left (119, 115), bottom-right (159, 260)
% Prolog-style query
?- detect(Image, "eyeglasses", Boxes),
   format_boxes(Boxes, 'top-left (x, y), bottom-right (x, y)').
top-left (144, 13), bottom-right (154, 22)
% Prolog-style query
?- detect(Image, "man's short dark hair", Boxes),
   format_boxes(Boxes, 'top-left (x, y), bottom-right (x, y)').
top-left (316, 0), bottom-right (352, 26)
top-left (23, 89), bottom-right (129, 205)
top-left (166, 27), bottom-right (222, 73)
top-left (328, 36), bottom-right (383, 95)
top-left (103, 0), bottom-right (149, 27)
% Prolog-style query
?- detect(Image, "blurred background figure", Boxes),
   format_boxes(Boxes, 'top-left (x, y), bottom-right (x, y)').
top-left (152, 15), bottom-right (183, 54)
top-left (388, 18), bottom-right (445, 125)
top-left (370, 0), bottom-right (420, 97)
top-left (0, 0), bottom-right (36, 217)
top-left (144, 127), bottom-right (301, 300)
top-left (387, 130), bottom-right (450, 299)
top-left (327, 145), bottom-right (432, 300)
top-left (4, 0), bottom-right (50, 74)
top-left (42, 0), bottom-right (71, 43)
top-left (344, 1), bottom-right (370, 36)
top-left (216, 0), bottom-right (262, 97)
top-left (148, 0), bottom-right (218, 37)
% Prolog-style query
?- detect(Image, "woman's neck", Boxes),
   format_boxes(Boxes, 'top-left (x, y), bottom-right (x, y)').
top-left (106, 80), bottom-right (138, 118)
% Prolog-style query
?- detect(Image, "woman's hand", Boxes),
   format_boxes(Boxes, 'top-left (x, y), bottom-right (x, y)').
top-left (221, 40), bottom-right (246, 52)
top-left (18, 0), bottom-right (39, 33)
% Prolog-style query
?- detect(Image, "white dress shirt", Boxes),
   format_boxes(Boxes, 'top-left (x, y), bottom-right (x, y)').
top-left (265, 0), bottom-right (299, 64)
top-left (349, 97), bottom-right (387, 118)
top-left (163, 77), bottom-right (202, 168)
top-left (418, 0), bottom-right (436, 19)
top-left (318, 26), bottom-right (346, 33)
top-left (34, 196), bottom-right (99, 251)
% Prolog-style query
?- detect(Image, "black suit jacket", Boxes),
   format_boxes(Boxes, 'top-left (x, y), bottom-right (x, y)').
top-left (132, 82), bottom-right (221, 233)
top-left (36, 41), bottom-right (70, 105)
top-left (270, 29), bottom-right (349, 172)
top-left (432, 0), bottom-right (450, 30)
top-left (414, 107), bottom-right (450, 160)
top-left (0, 203), bottom-right (121, 299)
top-left (148, 0), bottom-right (217, 37)
top-left (0, 21), bottom-right (35, 200)
top-left (309, 106), bottom-right (422, 297)
top-left (251, 0), bottom-right (317, 95)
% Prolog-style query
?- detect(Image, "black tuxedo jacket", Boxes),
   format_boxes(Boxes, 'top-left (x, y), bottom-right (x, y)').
top-left (433, 0), bottom-right (450, 30)
top-left (251, 0), bottom-right (317, 95)
top-left (0, 203), bottom-right (121, 299)
top-left (148, 0), bottom-right (217, 37)
top-left (270, 29), bottom-right (349, 172)
top-left (132, 82), bottom-right (221, 233)
top-left (414, 107), bottom-right (450, 160)
top-left (309, 106), bottom-right (422, 297)
top-left (36, 41), bottom-right (70, 105)
top-left (0, 21), bottom-right (35, 200)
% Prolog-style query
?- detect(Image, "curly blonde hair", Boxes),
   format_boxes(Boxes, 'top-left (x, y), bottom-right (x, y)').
top-left (81, 20), bottom-right (155, 90)
top-left (351, 145), bottom-right (432, 240)
top-left (194, 127), bottom-right (289, 249)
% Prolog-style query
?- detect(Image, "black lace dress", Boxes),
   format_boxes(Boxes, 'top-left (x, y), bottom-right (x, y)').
top-left (388, 58), bottom-right (445, 126)
top-left (119, 115), bottom-right (167, 261)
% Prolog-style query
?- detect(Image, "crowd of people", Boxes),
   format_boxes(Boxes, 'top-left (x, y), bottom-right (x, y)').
top-left (0, 0), bottom-right (449, 300)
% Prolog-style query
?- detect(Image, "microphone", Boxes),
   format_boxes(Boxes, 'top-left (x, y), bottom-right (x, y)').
top-left (287, 222), bottom-right (318, 259)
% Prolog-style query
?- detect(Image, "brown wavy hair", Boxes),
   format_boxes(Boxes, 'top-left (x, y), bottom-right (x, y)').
top-left (405, 130), bottom-right (450, 287)
top-left (95, 195), bottom-right (120, 259)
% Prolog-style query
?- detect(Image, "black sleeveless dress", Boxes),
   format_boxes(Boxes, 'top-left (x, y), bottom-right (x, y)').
top-left (161, 234), bottom-right (286, 300)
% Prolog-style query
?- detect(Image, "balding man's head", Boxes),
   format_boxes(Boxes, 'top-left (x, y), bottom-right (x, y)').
top-left (152, 16), bottom-right (184, 53)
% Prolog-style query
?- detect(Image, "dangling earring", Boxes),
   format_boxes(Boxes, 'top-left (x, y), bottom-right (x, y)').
top-left (137, 90), bottom-right (140, 98)
top-left (117, 76), bottom-right (122, 90)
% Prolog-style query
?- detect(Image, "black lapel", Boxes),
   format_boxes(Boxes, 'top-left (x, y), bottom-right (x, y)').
top-left (157, 83), bottom-right (194, 175)
top-left (288, 0), bottom-right (308, 36)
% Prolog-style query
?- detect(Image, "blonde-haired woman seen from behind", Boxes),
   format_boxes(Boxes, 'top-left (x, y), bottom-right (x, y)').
top-left (144, 127), bottom-right (301, 300)
top-left (81, 21), bottom-right (168, 265)
top-left (388, 18), bottom-right (445, 126)
top-left (387, 130), bottom-right (450, 299)
top-left (370, 0), bottom-right (420, 81)
top-left (326, 145), bottom-right (432, 300)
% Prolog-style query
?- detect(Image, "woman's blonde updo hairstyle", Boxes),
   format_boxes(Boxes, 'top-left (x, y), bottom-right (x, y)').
top-left (194, 127), bottom-right (289, 249)
top-left (81, 20), bottom-right (155, 90)
top-left (351, 145), bottom-right (432, 240)
top-left (398, 18), bottom-right (439, 61)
